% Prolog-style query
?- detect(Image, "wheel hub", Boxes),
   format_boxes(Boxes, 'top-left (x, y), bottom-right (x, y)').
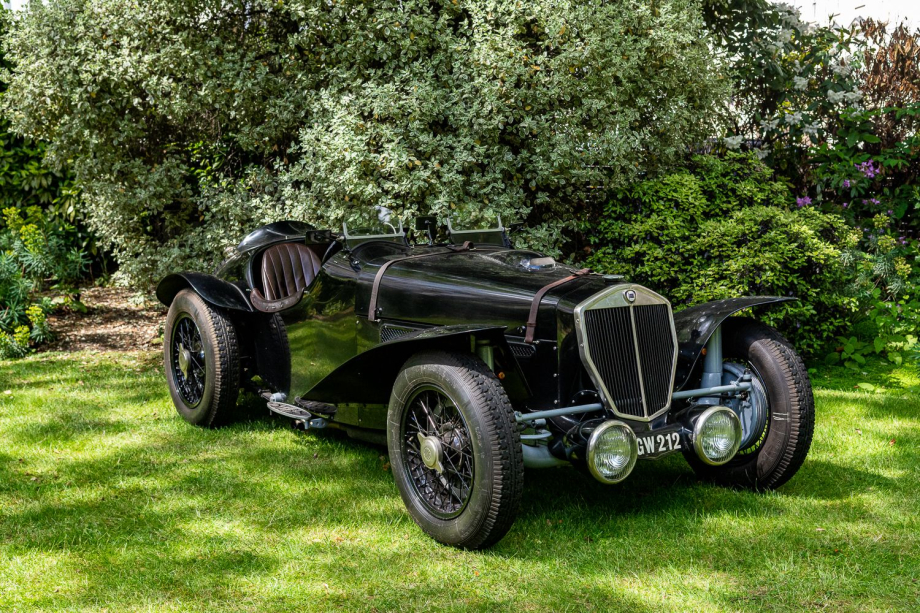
top-left (723, 362), bottom-right (769, 450)
top-left (417, 432), bottom-right (445, 474)
top-left (178, 343), bottom-right (191, 379)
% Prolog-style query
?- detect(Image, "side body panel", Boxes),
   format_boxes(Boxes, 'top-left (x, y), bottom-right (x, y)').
top-left (281, 253), bottom-right (360, 396)
top-left (301, 325), bottom-right (518, 405)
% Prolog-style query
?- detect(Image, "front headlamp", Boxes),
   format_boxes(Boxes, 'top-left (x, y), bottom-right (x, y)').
top-left (693, 406), bottom-right (743, 466)
top-left (587, 420), bottom-right (638, 484)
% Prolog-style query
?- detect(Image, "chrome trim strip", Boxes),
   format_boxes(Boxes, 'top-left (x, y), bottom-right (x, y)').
top-left (627, 307), bottom-right (649, 413)
top-left (573, 284), bottom-right (679, 422)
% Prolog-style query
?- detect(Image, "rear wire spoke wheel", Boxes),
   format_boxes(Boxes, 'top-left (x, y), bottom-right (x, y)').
top-left (164, 289), bottom-right (241, 427)
top-left (683, 318), bottom-right (815, 490)
top-left (171, 315), bottom-right (206, 407)
top-left (388, 351), bottom-right (524, 549)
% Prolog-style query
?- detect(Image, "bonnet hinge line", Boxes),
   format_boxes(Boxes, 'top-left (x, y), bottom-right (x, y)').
top-left (367, 242), bottom-right (473, 322)
top-left (524, 269), bottom-right (591, 344)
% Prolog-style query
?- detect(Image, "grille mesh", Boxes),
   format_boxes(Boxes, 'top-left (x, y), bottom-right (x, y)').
top-left (583, 304), bottom-right (674, 418)
top-left (509, 342), bottom-right (537, 359)
top-left (380, 324), bottom-right (416, 343)
top-left (635, 304), bottom-right (676, 416)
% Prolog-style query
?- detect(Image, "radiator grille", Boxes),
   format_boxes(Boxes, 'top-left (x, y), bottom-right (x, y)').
top-left (582, 303), bottom-right (675, 419)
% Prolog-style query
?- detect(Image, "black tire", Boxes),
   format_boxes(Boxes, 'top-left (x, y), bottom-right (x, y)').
top-left (684, 318), bottom-right (815, 490)
top-left (387, 351), bottom-right (524, 549)
top-left (164, 289), bottom-right (240, 427)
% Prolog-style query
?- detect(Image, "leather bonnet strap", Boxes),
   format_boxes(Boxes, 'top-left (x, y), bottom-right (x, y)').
top-left (524, 269), bottom-right (591, 344)
top-left (368, 242), bottom-right (472, 323)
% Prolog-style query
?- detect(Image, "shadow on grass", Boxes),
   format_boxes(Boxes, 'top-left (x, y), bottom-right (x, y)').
top-left (2, 354), bottom-right (918, 610)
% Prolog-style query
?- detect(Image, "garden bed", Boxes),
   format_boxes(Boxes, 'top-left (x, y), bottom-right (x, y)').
top-left (40, 287), bottom-right (165, 354)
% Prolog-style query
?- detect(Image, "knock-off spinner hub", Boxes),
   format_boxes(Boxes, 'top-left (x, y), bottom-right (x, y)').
top-left (417, 433), bottom-right (445, 474)
top-left (178, 343), bottom-right (191, 379)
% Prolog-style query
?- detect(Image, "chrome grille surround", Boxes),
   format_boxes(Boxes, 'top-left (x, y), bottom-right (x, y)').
top-left (573, 284), bottom-right (678, 421)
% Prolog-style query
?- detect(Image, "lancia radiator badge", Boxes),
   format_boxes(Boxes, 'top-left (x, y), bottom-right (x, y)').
top-left (624, 289), bottom-right (637, 303)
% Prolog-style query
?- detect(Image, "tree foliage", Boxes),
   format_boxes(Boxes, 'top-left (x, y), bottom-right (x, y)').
top-left (3, 0), bottom-right (728, 286)
top-left (0, 9), bottom-right (76, 215)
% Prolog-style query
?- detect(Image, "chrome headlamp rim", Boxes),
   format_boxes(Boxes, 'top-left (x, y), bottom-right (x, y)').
top-left (692, 406), bottom-right (743, 466)
top-left (586, 420), bottom-right (639, 484)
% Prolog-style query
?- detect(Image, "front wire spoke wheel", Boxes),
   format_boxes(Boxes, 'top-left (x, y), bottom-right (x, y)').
top-left (387, 351), bottom-right (524, 549)
top-left (403, 387), bottom-right (474, 519)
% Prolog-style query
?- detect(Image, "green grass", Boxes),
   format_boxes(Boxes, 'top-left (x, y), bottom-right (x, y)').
top-left (1, 352), bottom-right (918, 612)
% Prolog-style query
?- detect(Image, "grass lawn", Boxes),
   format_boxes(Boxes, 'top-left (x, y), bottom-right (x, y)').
top-left (1, 351), bottom-right (918, 612)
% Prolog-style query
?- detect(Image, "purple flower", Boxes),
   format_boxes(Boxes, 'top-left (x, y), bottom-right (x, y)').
top-left (900, 236), bottom-right (908, 245)
top-left (856, 160), bottom-right (879, 179)
top-left (887, 209), bottom-right (893, 215)
top-left (870, 198), bottom-right (881, 206)
top-left (796, 196), bottom-right (812, 208)
top-left (842, 179), bottom-right (851, 188)
top-left (843, 202), bottom-right (849, 208)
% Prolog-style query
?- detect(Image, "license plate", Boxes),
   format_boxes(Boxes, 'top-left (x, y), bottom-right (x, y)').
top-left (636, 426), bottom-right (683, 459)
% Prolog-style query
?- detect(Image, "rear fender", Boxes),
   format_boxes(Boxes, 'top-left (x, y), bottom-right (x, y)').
top-left (157, 272), bottom-right (255, 313)
top-left (301, 324), bottom-right (530, 405)
top-left (156, 272), bottom-right (253, 312)
top-left (674, 296), bottom-right (797, 390)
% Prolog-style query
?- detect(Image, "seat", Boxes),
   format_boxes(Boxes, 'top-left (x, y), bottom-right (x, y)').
top-left (260, 243), bottom-right (322, 301)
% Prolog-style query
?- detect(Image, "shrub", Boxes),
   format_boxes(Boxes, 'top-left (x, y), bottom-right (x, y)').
top-left (0, 8), bottom-right (99, 287)
top-left (0, 324), bottom-right (29, 359)
top-left (3, 0), bottom-right (729, 287)
top-left (0, 207), bottom-right (87, 357)
top-left (586, 153), bottom-right (855, 356)
top-left (829, 217), bottom-right (920, 369)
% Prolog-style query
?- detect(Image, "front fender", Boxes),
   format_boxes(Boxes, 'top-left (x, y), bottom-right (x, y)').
top-left (301, 324), bottom-right (529, 405)
top-left (156, 272), bottom-right (253, 312)
top-left (673, 296), bottom-right (797, 390)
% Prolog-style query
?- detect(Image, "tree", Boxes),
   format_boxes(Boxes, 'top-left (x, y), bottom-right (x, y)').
top-left (3, 0), bottom-right (728, 286)
top-left (0, 9), bottom-right (74, 214)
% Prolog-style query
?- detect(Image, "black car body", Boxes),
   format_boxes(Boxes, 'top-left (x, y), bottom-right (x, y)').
top-left (157, 219), bottom-right (815, 548)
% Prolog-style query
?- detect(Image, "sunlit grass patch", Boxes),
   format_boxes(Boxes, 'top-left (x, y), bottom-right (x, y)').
top-left (1, 351), bottom-right (918, 611)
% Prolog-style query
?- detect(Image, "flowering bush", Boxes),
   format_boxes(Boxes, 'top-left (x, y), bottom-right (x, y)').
top-left (706, 0), bottom-right (863, 178)
top-left (709, 6), bottom-right (920, 369)
top-left (585, 153), bottom-right (854, 356)
top-left (810, 105), bottom-right (920, 236)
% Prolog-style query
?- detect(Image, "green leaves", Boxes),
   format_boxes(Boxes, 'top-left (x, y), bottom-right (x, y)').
top-left (2, 0), bottom-right (729, 287)
top-left (587, 153), bottom-right (854, 357)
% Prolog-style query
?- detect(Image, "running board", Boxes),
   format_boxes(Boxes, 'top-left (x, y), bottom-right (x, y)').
top-left (267, 401), bottom-right (328, 429)
top-left (294, 398), bottom-right (337, 416)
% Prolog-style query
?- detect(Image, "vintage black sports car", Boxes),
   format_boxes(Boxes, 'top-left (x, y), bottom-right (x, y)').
top-left (156, 217), bottom-right (814, 549)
